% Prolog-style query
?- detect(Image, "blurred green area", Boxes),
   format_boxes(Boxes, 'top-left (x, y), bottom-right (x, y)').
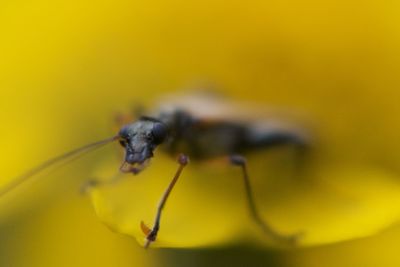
top-left (1, 0), bottom-right (400, 266)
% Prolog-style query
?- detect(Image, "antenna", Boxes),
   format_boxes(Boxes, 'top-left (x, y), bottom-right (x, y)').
top-left (0, 135), bottom-right (119, 197)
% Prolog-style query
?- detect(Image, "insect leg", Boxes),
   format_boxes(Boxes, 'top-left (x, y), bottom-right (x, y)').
top-left (230, 154), bottom-right (301, 247)
top-left (141, 154), bottom-right (189, 248)
top-left (80, 172), bottom-right (124, 194)
top-left (114, 105), bottom-right (147, 128)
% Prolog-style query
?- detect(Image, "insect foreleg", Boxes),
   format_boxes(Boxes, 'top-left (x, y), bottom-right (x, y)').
top-left (114, 105), bottom-right (147, 127)
top-left (229, 154), bottom-right (301, 247)
top-left (80, 172), bottom-right (124, 194)
top-left (141, 154), bottom-right (189, 248)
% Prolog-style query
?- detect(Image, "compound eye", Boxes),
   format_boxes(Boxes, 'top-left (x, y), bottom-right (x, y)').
top-left (152, 122), bottom-right (168, 144)
top-left (118, 125), bottom-right (130, 138)
top-left (119, 139), bottom-right (128, 147)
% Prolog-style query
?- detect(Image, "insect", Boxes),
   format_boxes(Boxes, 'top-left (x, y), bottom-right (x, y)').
top-left (1, 93), bottom-right (310, 248)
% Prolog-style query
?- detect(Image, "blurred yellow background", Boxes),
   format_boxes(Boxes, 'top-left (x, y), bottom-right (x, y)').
top-left (1, 0), bottom-right (400, 266)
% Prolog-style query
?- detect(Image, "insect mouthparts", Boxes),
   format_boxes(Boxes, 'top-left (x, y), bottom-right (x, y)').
top-left (120, 159), bottom-right (150, 175)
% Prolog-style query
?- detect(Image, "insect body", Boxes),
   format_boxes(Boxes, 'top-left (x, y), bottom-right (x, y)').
top-left (115, 94), bottom-right (310, 248)
top-left (2, 94), bottom-right (310, 248)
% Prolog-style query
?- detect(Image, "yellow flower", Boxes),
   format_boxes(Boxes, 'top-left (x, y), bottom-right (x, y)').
top-left (2, 0), bottom-right (400, 266)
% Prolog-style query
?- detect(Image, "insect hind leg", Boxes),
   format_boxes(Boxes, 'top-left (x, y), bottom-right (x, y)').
top-left (230, 154), bottom-right (303, 247)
